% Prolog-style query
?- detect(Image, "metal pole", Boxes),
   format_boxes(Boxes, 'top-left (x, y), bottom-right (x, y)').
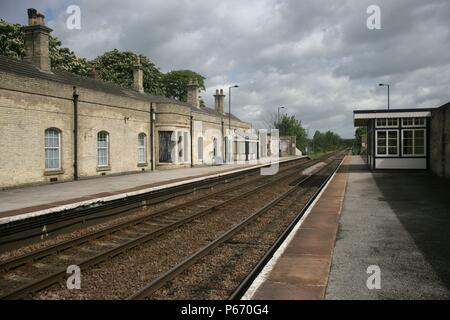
top-left (72, 86), bottom-right (79, 181)
top-left (388, 85), bottom-right (390, 110)
top-left (228, 87), bottom-right (231, 131)
top-left (150, 103), bottom-right (155, 171)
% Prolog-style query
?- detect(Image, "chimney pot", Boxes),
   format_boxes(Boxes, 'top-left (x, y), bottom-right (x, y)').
top-left (214, 88), bottom-right (226, 114)
top-left (89, 66), bottom-right (97, 79)
top-left (23, 8), bottom-right (52, 72)
top-left (187, 79), bottom-right (200, 108)
top-left (132, 55), bottom-right (144, 93)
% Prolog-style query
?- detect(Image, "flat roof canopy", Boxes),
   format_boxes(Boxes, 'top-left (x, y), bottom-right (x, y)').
top-left (353, 108), bottom-right (432, 126)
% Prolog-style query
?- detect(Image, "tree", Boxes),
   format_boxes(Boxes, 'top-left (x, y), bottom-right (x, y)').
top-left (312, 130), bottom-right (343, 152)
top-left (92, 49), bottom-right (165, 96)
top-left (162, 70), bottom-right (206, 102)
top-left (0, 20), bottom-right (25, 60)
top-left (0, 19), bottom-right (90, 76)
top-left (354, 127), bottom-right (367, 154)
top-left (275, 115), bottom-right (308, 152)
top-left (49, 37), bottom-right (91, 76)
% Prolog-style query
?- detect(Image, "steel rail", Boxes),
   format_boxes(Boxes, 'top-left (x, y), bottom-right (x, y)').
top-left (127, 154), bottom-right (346, 300)
top-left (0, 156), bottom-right (326, 299)
top-left (0, 157), bottom-right (313, 272)
top-left (228, 153), bottom-right (347, 300)
top-left (0, 157), bottom-right (306, 247)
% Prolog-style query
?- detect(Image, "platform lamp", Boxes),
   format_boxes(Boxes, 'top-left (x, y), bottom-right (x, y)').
top-left (228, 85), bottom-right (239, 132)
top-left (379, 83), bottom-right (390, 110)
top-left (277, 106), bottom-right (285, 158)
top-left (277, 106), bottom-right (285, 124)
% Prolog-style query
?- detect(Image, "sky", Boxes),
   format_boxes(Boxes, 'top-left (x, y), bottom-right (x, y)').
top-left (1, 0), bottom-right (449, 138)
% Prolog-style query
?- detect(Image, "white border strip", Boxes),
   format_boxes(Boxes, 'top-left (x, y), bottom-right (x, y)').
top-left (241, 157), bottom-right (345, 300)
top-left (0, 157), bottom-right (304, 225)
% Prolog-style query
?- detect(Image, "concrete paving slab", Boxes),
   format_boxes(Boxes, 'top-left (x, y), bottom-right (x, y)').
top-left (326, 156), bottom-right (450, 300)
top-left (248, 156), bottom-right (349, 300)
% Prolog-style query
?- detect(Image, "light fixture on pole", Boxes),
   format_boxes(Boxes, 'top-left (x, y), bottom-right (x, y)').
top-left (228, 85), bottom-right (239, 131)
top-left (379, 83), bottom-right (390, 110)
top-left (277, 106), bottom-right (285, 124)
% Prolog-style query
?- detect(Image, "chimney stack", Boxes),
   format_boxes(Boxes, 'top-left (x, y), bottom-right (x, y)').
top-left (187, 79), bottom-right (200, 108)
top-left (133, 56), bottom-right (144, 93)
top-left (89, 66), bottom-right (97, 79)
top-left (22, 8), bottom-right (52, 72)
top-left (214, 89), bottom-right (226, 114)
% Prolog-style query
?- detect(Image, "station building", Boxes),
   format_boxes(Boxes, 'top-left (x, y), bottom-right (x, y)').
top-left (0, 9), bottom-right (260, 189)
top-left (353, 103), bottom-right (450, 177)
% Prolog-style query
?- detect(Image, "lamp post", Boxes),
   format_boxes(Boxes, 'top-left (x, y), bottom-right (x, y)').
top-left (277, 106), bottom-right (285, 158)
top-left (379, 83), bottom-right (390, 110)
top-left (228, 85), bottom-right (239, 132)
top-left (277, 106), bottom-right (285, 124)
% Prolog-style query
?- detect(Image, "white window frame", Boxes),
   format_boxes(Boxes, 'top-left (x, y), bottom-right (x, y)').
top-left (138, 133), bottom-right (147, 164)
top-left (375, 129), bottom-right (399, 157)
top-left (375, 118), bottom-right (398, 128)
top-left (402, 129), bottom-right (426, 157)
top-left (45, 128), bottom-right (61, 171)
top-left (97, 131), bottom-right (109, 167)
top-left (402, 117), bottom-right (426, 127)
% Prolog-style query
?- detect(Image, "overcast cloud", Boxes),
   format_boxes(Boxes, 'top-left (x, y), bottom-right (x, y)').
top-left (1, 0), bottom-right (449, 137)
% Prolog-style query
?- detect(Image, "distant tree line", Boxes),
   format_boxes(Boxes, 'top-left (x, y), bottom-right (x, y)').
top-left (272, 114), bottom-right (351, 154)
top-left (311, 130), bottom-right (350, 153)
top-left (0, 19), bottom-right (205, 101)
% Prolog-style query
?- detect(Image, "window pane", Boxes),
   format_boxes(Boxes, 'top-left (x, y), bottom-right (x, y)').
top-left (97, 132), bottom-right (109, 166)
top-left (388, 131), bottom-right (397, 139)
top-left (388, 147), bottom-right (397, 155)
top-left (45, 129), bottom-right (60, 169)
top-left (377, 147), bottom-right (386, 155)
top-left (414, 146), bottom-right (424, 155)
top-left (159, 131), bottom-right (174, 163)
top-left (403, 146), bottom-right (413, 155)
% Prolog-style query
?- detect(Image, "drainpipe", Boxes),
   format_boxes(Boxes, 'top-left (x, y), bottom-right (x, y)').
top-left (221, 120), bottom-right (225, 163)
top-left (190, 114), bottom-right (194, 168)
top-left (150, 103), bottom-right (155, 171)
top-left (72, 86), bottom-right (79, 180)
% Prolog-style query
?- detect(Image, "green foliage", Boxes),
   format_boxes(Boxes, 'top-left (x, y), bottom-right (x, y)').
top-left (0, 19), bottom-right (90, 76)
top-left (353, 127), bottom-right (367, 154)
top-left (92, 49), bottom-right (165, 96)
top-left (49, 37), bottom-right (91, 76)
top-left (163, 70), bottom-right (206, 102)
top-left (312, 130), bottom-right (344, 152)
top-left (0, 20), bottom-right (206, 99)
top-left (274, 115), bottom-right (308, 152)
top-left (0, 20), bottom-right (25, 59)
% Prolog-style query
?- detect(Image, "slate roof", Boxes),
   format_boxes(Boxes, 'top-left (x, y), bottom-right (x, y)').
top-left (0, 55), bottom-right (244, 122)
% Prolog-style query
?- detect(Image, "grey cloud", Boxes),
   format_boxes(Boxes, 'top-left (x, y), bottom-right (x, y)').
top-left (1, 0), bottom-right (450, 138)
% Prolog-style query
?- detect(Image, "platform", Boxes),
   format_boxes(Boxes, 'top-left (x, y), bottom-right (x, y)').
top-left (0, 156), bottom-right (301, 224)
top-left (245, 155), bottom-right (450, 300)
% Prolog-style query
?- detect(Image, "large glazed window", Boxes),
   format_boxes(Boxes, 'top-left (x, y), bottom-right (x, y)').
top-left (159, 131), bottom-right (175, 163)
top-left (97, 131), bottom-right (109, 167)
top-left (138, 133), bottom-right (147, 164)
top-left (45, 128), bottom-right (61, 170)
top-left (402, 129), bottom-right (425, 156)
top-left (376, 130), bottom-right (398, 156)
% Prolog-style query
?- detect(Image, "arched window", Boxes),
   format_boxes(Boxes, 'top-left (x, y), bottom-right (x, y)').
top-left (97, 131), bottom-right (109, 167)
top-left (45, 128), bottom-right (61, 170)
top-left (138, 133), bottom-right (147, 164)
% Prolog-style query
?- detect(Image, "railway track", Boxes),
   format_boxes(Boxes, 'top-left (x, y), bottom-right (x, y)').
top-left (128, 150), bottom-right (347, 300)
top-left (0, 157), bottom-right (308, 249)
top-left (0, 154), bottom-right (335, 299)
